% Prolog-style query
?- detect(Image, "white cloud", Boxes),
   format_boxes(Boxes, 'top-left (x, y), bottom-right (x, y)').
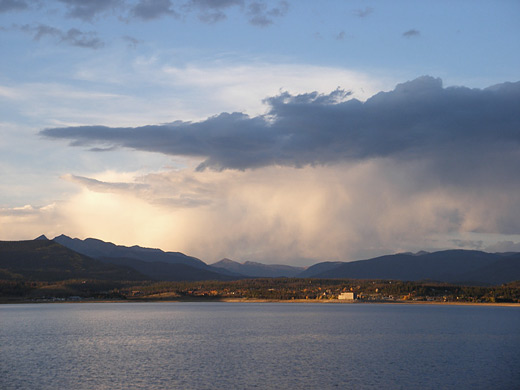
top-left (160, 62), bottom-right (386, 116)
top-left (72, 54), bottom-right (390, 120)
top-left (0, 85), bottom-right (23, 99)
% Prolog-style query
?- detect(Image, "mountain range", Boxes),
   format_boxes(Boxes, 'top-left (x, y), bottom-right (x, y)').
top-left (52, 235), bottom-right (235, 281)
top-left (0, 239), bottom-right (145, 281)
top-left (1, 235), bottom-right (519, 285)
top-left (211, 258), bottom-right (304, 278)
top-left (301, 250), bottom-right (520, 285)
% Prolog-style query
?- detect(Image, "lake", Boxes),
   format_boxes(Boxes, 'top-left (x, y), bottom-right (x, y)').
top-left (1, 302), bottom-right (519, 389)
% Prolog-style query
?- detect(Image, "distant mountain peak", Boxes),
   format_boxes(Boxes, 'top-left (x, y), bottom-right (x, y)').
top-left (414, 250), bottom-right (430, 256)
top-left (211, 258), bottom-right (304, 278)
top-left (54, 234), bottom-right (71, 240)
top-left (216, 258), bottom-right (240, 265)
top-left (34, 234), bottom-right (49, 241)
top-left (53, 234), bottom-right (208, 269)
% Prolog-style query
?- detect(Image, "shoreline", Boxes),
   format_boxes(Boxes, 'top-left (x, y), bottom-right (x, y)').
top-left (215, 298), bottom-right (520, 307)
top-left (1, 297), bottom-right (519, 307)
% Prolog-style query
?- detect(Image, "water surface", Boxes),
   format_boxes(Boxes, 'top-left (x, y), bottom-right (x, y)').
top-left (1, 302), bottom-right (519, 389)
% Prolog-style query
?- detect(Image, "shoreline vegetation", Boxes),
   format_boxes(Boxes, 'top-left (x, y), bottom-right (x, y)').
top-left (1, 297), bottom-right (519, 307)
top-left (2, 278), bottom-right (519, 306)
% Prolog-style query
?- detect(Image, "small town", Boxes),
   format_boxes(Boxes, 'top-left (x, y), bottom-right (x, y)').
top-left (123, 278), bottom-right (519, 303)
top-left (7, 278), bottom-right (515, 304)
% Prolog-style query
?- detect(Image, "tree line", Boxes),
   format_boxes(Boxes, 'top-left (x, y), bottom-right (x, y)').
top-left (2, 278), bottom-right (518, 303)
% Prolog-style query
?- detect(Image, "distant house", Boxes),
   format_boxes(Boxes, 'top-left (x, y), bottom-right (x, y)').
top-left (338, 292), bottom-right (356, 300)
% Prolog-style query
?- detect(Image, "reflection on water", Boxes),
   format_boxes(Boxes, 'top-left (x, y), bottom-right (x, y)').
top-left (1, 302), bottom-right (519, 389)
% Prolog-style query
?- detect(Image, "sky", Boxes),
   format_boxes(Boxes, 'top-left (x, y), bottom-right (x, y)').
top-left (1, 0), bottom-right (520, 265)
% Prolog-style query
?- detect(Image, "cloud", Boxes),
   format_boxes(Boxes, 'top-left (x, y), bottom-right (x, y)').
top-left (131, 0), bottom-right (177, 20)
top-left (403, 29), bottom-right (420, 37)
top-left (182, 0), bottom-right (288, 26)
top-left (62, 28), bottom-right (105, 48)
top-left (34, 77), bottom-right (520, 262)
top-left (0, 0), bottom-right (28, 13)
top-left (156, 62), bottom-right (379, 117)
top-left (353, 7), bottom-right (373, 18)
top-left (188, 0), bottom-right (243, 8)
top-left (450, 239), bottom-right (484, 250)
top-left (197, 9), bottom-right (226, 23)
top-left (41, 76), bottom-right (520, 174)
top-left (65, 171), bottom-right (216, 208)
top-left (247, 1), bottom-right (288, 26)
top-left (1, 0), bottom-right (288, 28)
top-left (57, 0), bottom-right (122, 21)
top-left (0, 204), bottom-right (39, 216)
top-left (0, 203), bottom-right (65, 242)
top-left (62, 174), bottom-right (148, 193)
top-left (485, 241), bottom-right (520, 253)
top-left (21, 24), bottom-right (104, 48)
top-left (184, 0), bottom-right (242, 23)
top-left (6, 157), bottom-right (520, 264)
top-left (122, 35), bottom-right (140, 48)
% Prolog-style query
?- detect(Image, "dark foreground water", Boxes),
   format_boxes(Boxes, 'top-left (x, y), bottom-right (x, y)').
top-left (1, 302), bottom-right (519, 390)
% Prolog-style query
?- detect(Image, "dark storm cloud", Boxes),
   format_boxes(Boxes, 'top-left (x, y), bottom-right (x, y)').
top-left (57, 0), bottom-right (122, 21)
top-left (21, 24), bottom-right (104, 48)
top-left (403, 29), bottom-right (420, 37)
top-left (0, 0), bottom-right (28, 13)
top-left (131, 0), bottom-right (177, 20)
top-left (41, 76), bottom-right (520, 173)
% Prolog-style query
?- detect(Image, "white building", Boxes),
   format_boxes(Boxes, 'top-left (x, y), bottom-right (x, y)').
top-left (338, 292), bottom-right (356, 300)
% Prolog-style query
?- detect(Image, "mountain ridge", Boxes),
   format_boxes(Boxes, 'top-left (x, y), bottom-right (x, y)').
top-left (300, 250), bottom-right (520, 285)
top-left (53, 234), bottom-right (207, 268)
top-left (53, 235), bottom-right (235, 281)
top-left (1, 235), bottom-right (519, 285)
top-left (0, 239), bottom-right (146, 281)
top-left (211, 258), bottom-right (304, 278)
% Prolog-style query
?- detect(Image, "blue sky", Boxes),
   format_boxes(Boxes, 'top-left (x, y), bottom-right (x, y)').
top-left (1, 0), bottom-right (520, 264)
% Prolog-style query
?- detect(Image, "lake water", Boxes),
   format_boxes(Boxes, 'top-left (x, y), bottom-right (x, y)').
top-left (1, 302), bottom-right (519, 390)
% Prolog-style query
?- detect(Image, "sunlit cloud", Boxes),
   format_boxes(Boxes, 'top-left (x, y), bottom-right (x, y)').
top-left (4, 154), bottom-right (520, 264)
